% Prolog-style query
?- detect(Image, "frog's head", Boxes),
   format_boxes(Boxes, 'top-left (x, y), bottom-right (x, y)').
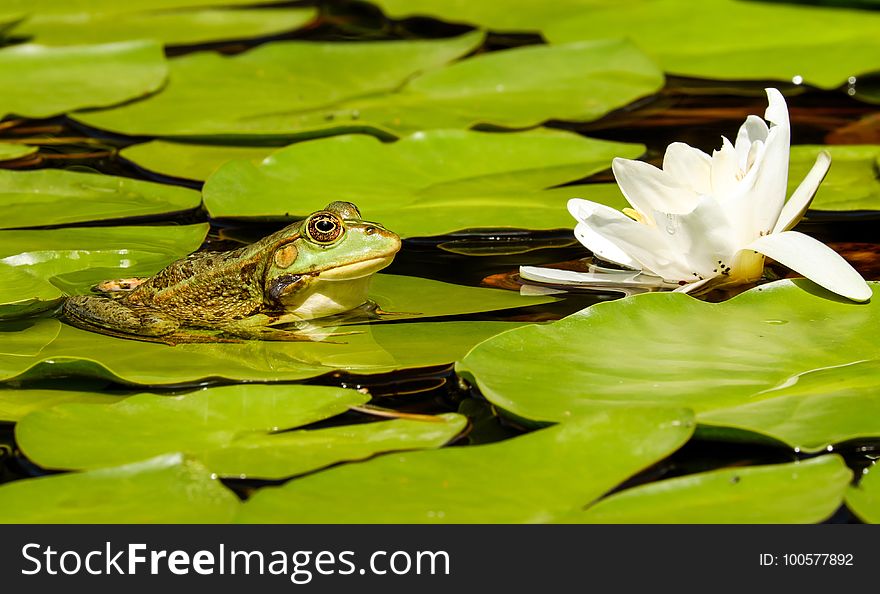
top-left (264, 201), bottom-right (401, 311)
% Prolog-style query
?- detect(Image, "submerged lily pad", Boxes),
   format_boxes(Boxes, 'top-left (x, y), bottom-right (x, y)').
top-left (543, 0), bottom-right (880, 89)
top-left (564, 456), bottom-right (851, 523)
top-left (202, 129), bottom-right (641, 236)
top-left (0, 143), bottom-right (36, 162)
top-left (0, 453), bottom-right (239, 523)
top-left (0, 388), bottom-right (124, 422)
top-left (200, 414), bottom-right (466, 479)
top-left (16, 384), bottom-right (368, 470)
top-left (238, 406), bottom-right (694, 523)
top-left (75, 36), bottom-right (662, 139)
top-left (0, 168), bottom-right (201, 229)
top-left (791, 145), bottom-right (880, 212)
top-left (10, 8), bottom-right (316, 47)
top-left (0, 318), bottom-right (527, 386)
top-left (458, 280), bottom-right (880, 448)
top-left (0, 224), bottom-right (208, 315)
top-left (846, 462), bottom-right (880, 523)
top-left (0, 40), bottom-right (167, 119)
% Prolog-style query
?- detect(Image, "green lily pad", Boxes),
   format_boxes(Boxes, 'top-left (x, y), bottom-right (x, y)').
top-left (0, 40), bottom-right (167, 119)
top-left (200, 414), bottom-right (465, 479)
top-left (202, 129), bottom-right (641, 236)
top-left (791, 145), bottom-right (880, 212)
top-left (11, 8), bottom-right (316, 47)
top-left (0, 224), bottom-right (208, 316)
top-left (122, 141), bottom-right (274, 181)
top-left (73, 32), bottom-right (484, 139)
top-left (0, 168), bottom-right (201, 229)
top-left (543, 0), bottom-right (880, 89)
top-left (16, 384), bottom-right (369, 470)
top-left (699, 360), bottom-right (880, 452)
top-left (458, 280), bottom-right (880, 447)
top-left (0, 388), bottom-right (124, 422)
top-left (564, 456), bottom-right (851, 523)
top-left (0, 143), bottom-right (36, 162)
top-left (846, 462), bottom-right (880, 523)
top-left (238, 406), bottom-right (694, 523)
top-left (0, 453), bottom-right (239, 523)
top-left (0, 318), bottom-right (527, 385)
top-left (74, 36), bottom-right (662, 139)
top-left (0, 264), bottom-right (63, 319)
top-left (0, 318), bottom-right (60, 357)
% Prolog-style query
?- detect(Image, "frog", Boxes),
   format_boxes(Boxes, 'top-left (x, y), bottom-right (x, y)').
top-left (62, 201), bottom-right (401, 344)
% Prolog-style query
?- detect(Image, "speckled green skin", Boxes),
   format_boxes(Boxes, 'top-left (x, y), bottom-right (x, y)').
top-left (63, 202), bottom-right (401, 344)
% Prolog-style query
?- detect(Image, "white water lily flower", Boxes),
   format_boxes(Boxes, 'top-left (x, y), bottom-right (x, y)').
top-left (521, 88), bottom-right (871, 302)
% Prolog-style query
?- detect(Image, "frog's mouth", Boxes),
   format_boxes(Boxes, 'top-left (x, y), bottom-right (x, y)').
top-left (318, 255), bottom-right (396, 280)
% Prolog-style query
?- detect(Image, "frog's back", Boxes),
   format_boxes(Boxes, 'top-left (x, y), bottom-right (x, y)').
top-left (124, 247), bottom-right (268, 324)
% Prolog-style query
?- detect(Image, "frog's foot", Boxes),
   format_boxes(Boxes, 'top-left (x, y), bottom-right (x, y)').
top-left (63, 295), bottom-right (180, 337)
top-left (92, 277), bottom-right (149, 294)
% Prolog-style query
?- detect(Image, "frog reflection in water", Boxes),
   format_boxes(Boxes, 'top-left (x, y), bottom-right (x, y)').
top-left (63, 202), bottom-right (401, 344)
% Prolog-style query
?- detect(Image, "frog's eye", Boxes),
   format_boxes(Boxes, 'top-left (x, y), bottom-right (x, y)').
top-left (306, 212), bottom-right (344, 245)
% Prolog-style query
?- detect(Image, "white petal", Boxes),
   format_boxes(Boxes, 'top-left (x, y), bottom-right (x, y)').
top-left (764, 87), bottom-right (789, 129)
top-left (772, 151), bottom-right (831, 233)
top-left (751, 88), bottom-right (791, 229)
top-left (568, 199), bottom-right (641, 269)
top-left (653, 195), bottom-right (739, 279)
top-left (734, 115), bottom-right (769, 170)
top-left (662, 142), bottom-right (712, 195)
top-left (567, 198), bottom-right (683, 278)
top-left (519, 266), bottom-right (674, 288)
top-left (747, 231), bottom-right (871, 302)
top-left (611, 157), bottom-right (700, 217)
top-left (709, 136), bottom-right (740, 200)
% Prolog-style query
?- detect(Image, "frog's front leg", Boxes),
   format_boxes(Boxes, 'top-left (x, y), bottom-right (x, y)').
top-left (63, 295), bottom-right (181, 337)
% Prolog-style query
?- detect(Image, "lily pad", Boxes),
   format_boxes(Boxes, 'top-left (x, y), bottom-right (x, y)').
top-left (121, 141), bottom-right (274, 181)
top-left (202, 129), bottom-right (641, 235)
top-left (0, 224), bottom-right (208, 316)
top-left (564, 456), bottom-right (851, 523)
top-left (0, 388), bottom-right (124, 422)
top-left (16, 384), bottom-right (368, 470)
top-left (0, 168), bottom-right (201, 229)
top-left (0, 453), bottom-right (239, 523)
top-left (0, 318), bottom-right (527, 386)
top-left (0, 40), bottom-right (167, 119)
top-left (200, 414), bottom-right (465, 479)
top-left (0, 143), bottom-right (37, 162)
top-left (0, 318), bottom-right (60, 357)
top-left (790, 145), bottom-right (880, 212)
top-left (543, 0), bottom-right (880, 89)
top-left (458, 280), bottom-right (880, 447)
top-left (238, 406), bottom-right (694, 523)
top-left (0, 264), bottom-right (63, 319)
top-left (74, 37), bottom-right (662, 139)
top-left (846, 462), bottom-right (880, 523)
top-left (10, 8), bottom-right (316, 47)
top-left (699, 360), bottom-right (880, 452)
top-left (73, 32), bottom-right (484, 139)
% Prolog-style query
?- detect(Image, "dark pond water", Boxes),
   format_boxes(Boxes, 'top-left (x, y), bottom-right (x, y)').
top-left (1, 0), bottom-right (879, 520)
